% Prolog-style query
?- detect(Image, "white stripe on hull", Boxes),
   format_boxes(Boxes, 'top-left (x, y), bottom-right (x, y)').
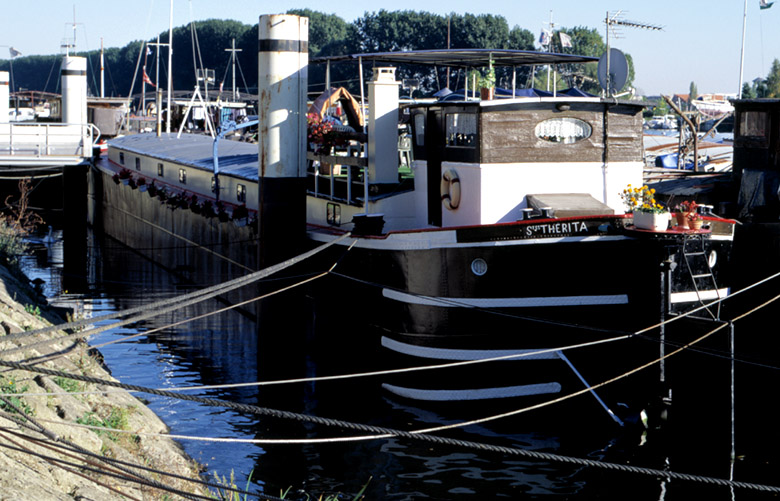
top-left (307, 229), bottom-right (630, 251)
top-left (382, 288), bottom-right (629, 308)
top-left (381, 336), bottom-right (560, 361)
top-left (670, 288), bottom-right (730, 304)
top-left (382, 382), bottom-right (562, 401)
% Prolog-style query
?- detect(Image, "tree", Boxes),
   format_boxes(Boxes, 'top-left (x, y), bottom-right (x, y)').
top-left (741, 82), bottom-right (756, 99)
top-left (765, 58), bottom-right (780, 98)
top-left (653, 97), bottom-right (670, 117)
top-left (688, 82), bottom-right (698, 105)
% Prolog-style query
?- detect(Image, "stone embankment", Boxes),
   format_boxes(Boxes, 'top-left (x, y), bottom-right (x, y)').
top-left (0, 263), bottom-right (211, 500)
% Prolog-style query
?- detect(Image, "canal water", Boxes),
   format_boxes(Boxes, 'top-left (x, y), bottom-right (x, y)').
top-left (21, 225), bottom-right (780, 500)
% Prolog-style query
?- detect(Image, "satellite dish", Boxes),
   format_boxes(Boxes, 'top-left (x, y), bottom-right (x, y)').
top-left (597, 48), bottom-right (628, 95)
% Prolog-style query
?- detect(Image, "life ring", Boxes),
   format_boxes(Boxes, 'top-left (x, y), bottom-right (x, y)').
top-left (440, 169), bottom-right (461, 210)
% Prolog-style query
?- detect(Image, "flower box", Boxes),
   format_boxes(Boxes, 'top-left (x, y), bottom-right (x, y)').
top-left (633, 211), bottom-right (670, 231)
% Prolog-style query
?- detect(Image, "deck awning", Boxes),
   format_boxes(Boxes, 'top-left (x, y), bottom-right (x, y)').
top-left (311, 49), bottom-right (598, 68)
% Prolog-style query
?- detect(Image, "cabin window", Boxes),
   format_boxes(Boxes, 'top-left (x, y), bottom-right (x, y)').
top-left (119, 152), bottom-right (124, 165)
top-left (211, 177), bottom-right (218, 194)
top-left (178, 168), bottom-right (187, 184)
top-left (327, 202), bottom-right (341, 226)
top-left (135, 157), bottom-right (141, 171)
top-left (445, 113), bottom-right (477, 147)
top-left (413, 114), bottom-right (425, 146)
top-left (739, 111), bottom-right (768, 138)
top-left (236, 184), bottom-right (246, 203)
top-left (158, 163), bottom-right (164, 176)
top-left (534, 117), bottom-right (592, 144)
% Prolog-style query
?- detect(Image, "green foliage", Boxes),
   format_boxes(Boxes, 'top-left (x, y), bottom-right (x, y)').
top-left (24, 304), bottom-right (41, 318)
top-left (211, 469), bottom-right (255, 501)
top-left (0, 376), bottom-right (34, 418)
top-left (0, 13), bottom-right (626, 98)
top-left (653, 97), bottom-right (670, 116)
top-left (77, 407), bottom-right (133, 442)
top-left (689, 81), bottom-right (698, 102)
top-left (0, 219), bottom-right (27, 267)
top-left (279, 477), bottom-right (370, 501)
top-left (765, 58), bottom-right (780, 98)
top-left (742, 82), bottom-right (757, 99)
top-left (54, 376), bottom-right (82, 393)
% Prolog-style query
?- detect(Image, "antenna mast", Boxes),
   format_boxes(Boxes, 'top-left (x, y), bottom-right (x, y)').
top-left (224, 38), bottom-right (242, 101)
top-left (603, 11), bottom-right (662, 96)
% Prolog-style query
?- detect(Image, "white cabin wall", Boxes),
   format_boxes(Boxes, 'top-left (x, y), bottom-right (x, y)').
top-left (438, 160), bottom-right (643, 227)
top-left (0, 71), bottom-right (8, 136)
top-left (108, 149), bottom-right (259, 210)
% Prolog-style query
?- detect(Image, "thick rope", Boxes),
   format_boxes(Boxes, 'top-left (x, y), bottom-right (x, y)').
top-left (1, 346), bottom-right (779, 494)
top-left (0, 233), bottom-right (351, 355)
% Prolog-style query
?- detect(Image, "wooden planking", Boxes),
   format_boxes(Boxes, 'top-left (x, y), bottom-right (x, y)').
top-left (480, 102), bottom-right (643, 164)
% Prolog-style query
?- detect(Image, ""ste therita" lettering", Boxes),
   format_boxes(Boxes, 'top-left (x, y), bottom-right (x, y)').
top-left (525, 221), bottom-right (589, 236)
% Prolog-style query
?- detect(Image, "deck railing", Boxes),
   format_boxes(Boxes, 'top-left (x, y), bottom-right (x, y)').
top-left (0, 122), bottom-right (99, 158)
top-left (306, 150), bottom-right (367, 206)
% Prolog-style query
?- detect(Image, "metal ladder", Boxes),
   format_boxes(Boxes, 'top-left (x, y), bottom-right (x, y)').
top-left (680, 233), bottom-right (721, 320)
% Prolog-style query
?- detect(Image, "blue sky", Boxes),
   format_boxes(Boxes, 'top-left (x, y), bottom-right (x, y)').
top-left (1, 0), bottom-right (777, 96)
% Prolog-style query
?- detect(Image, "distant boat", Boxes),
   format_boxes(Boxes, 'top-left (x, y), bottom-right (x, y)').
top-left (691, 98), bottom-right (734, 118)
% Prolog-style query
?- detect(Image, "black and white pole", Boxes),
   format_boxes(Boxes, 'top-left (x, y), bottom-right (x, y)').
top-left (257, 14), bottom-right (308, 268)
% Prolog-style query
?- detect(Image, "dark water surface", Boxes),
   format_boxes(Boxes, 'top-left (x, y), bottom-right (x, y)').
top-left (21, 226), bottom-right (780, 500)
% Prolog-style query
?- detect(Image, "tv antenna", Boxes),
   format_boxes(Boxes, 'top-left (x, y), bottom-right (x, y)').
top-left (61, 6), bottom-right (83, 56)
top-left (602, 11), bottom-right (662, 96)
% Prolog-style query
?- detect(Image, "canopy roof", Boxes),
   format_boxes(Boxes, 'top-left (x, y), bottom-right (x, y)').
top-left (311, 49), bottom-right (598, 68)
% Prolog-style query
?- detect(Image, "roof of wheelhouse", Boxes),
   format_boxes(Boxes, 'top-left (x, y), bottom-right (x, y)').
top-left (311, 49), bottom-right (599, 68)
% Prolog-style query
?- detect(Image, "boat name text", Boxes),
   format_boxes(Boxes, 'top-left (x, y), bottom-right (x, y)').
top-left (525, 221), bottom-right (589, 237)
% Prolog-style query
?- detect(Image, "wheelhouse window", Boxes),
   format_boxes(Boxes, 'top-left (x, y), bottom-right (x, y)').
top-left (535, 117), bottom-right (592, 144)
top-left (119, 152), bottom-right (124, 165)
top-left (135, 157), bottom-right (141, 170)
top-left (445, 113), bottom-right (476, 147)
top-left (413, 113), bottom-right (425, 146)
top-left (236, 184), bottom-right (246, 203)
top-left (739, 111), bottom-right (768, 138)
top-left (158, 163), bottom-right (164, 176)
top-left (178, 168), bottom-right (187, 184)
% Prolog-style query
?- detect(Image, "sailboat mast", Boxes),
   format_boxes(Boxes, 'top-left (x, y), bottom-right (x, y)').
top-left (738, 0), bottom-right (747, 98)
top-left (166, 0), bottom-right (173, 133)
top-left (100, 38), bottom-right (104, 98)
top-left (225, 38), bottom-right (242, 101)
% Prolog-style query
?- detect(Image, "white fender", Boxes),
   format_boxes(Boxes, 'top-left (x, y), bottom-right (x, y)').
top-left (440, 169), bottom-right (461, 210)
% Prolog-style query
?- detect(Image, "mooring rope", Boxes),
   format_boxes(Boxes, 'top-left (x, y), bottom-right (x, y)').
top-left (2, 319), bottom-right (780, 497)
top-left (2, 241), bottom-right (779, 494)
top-left (0, 233), bottom-right (351, 355)
top-left (0, 420), bottom-right (272, 501)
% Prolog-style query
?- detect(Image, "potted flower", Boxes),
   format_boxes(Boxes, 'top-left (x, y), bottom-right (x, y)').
top-left (687, 210), bottom-right (704, 230)
top-left (479, 62), bottom-right (496, 101)
top-left (136, 177), bottom-right (147, 192)
top-left (118, 168), bottom-right (132, 185)
top-left (674, 200), bottom-right (698, 228)
top-left (620, 184), bottom-right (670, 231)
top-left (307, 113), bottom-right (344, 154)
top-left (232, 203), bottom-right (249, 226)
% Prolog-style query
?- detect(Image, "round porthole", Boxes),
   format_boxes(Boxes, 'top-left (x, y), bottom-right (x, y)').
top-left (471, 258), bottom-right (488, 276)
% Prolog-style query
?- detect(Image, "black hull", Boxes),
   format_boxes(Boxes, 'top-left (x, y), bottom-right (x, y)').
top-left (310, 216), bottom-right (735, 410)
